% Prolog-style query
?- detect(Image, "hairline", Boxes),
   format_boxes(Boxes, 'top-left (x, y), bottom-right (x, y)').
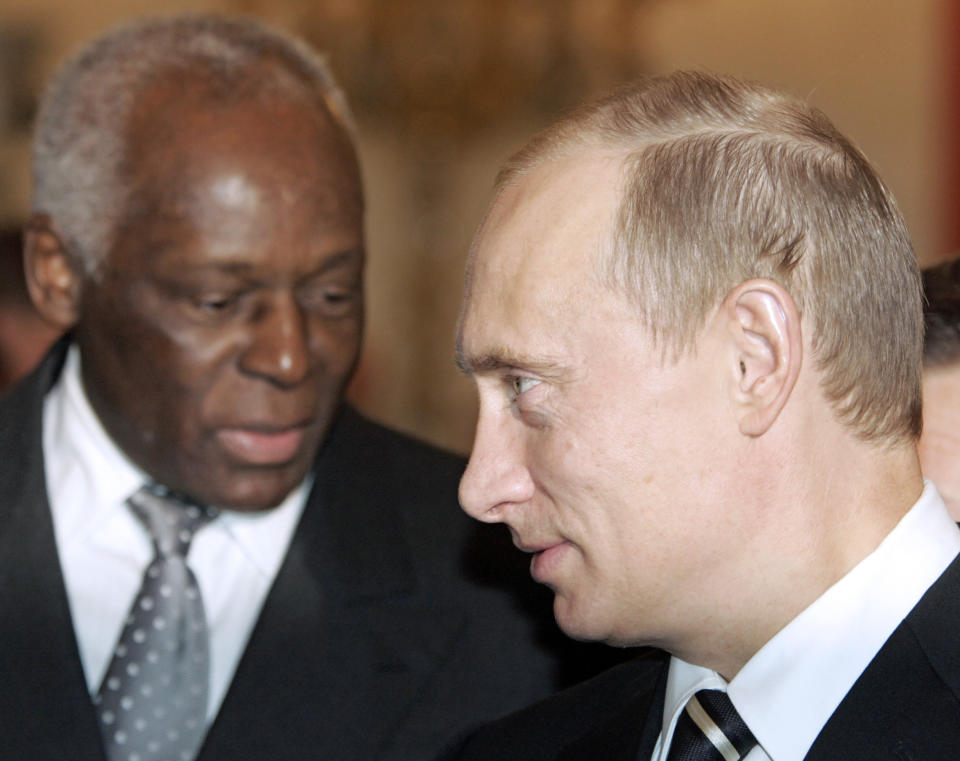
top-left (31, 14), bottom-right (357, 279)
top-left (487, 73), bottom-right (922, 444)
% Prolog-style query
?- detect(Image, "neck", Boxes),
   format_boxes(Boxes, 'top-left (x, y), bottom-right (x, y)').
top-left (680, 435), bottom-right (923, 681)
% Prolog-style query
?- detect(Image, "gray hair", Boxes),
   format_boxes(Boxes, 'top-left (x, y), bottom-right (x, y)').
top-left (32, 13), bottom-right (355, 276)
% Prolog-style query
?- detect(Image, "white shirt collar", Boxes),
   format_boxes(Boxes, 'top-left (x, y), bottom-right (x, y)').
top-left (44, 345), bottom-right (148, 549)
top-left (659, 481), bottom-right (960, 761)
top-left (208, 480), bottom-right (311, 579)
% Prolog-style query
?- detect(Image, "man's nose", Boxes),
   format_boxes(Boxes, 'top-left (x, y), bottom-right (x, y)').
top-left (459, 409), bottom-right (534, 522)
top-left (239, 291), bottom-right (310, 387)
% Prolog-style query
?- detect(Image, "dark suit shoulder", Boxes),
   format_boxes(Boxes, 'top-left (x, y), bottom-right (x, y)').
top-left (0, 341), bottom-right (107, 758)
top-left (442, 654), bottom-right (666, 761)
top-left (807, 554), bottom-right (960, 760)
top-left (320, 405), bottom-right (465, 471)
top-left (311, 406), bottom-right (468, 560)
top-left (0, 341), bottom-right (61, 523)
top-left (902, 550), bottom-right (960, 699)
top-left (0, 342), bottom-right (52, 439)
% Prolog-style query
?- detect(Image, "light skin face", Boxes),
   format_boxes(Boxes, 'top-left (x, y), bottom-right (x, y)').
top-left (27, 69), bottom-right (365, 511)
top-left (457, 152), bottom-right (759, 649)
top-left (457, 139), bottom-right (936, 686)
top-left (458, 148), bottom-right (927, 679)
top-left (919, 363), bottom-right (960, 519)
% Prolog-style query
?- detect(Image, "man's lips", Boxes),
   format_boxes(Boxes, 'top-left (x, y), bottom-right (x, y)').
top-left (215, 425), bottom-right (309, 465)
top-left (515, 539), bottom-right (560, 554)
top-left (516, 539), bottom-right (573, 583)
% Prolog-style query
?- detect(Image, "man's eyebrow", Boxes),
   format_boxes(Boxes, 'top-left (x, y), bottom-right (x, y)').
top-left (213, 249), bottom-right (363, 275)
top-left (455, 344), bottom-right (567, 377)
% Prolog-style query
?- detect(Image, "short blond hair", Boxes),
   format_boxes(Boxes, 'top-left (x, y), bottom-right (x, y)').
top-left (497, 71), bottom-right (922, 443)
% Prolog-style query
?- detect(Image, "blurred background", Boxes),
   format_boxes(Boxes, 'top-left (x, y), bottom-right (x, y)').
top-left (0, 0), bottom-right (956, 453)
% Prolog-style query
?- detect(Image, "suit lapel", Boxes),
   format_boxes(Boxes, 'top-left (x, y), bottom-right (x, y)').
top-left (199, 408), bottom-right (466, 760)
top-left (0, 342), bottom-right (107, 759)
top-left (559, 658), bottom-right (667, 761)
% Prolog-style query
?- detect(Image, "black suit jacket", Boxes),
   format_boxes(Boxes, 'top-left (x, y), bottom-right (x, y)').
top-left (0, 344), bottom-right (612, 760)
top-left (444, 554), bottom-right (960, 761)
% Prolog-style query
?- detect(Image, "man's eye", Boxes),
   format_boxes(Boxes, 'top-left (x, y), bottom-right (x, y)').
top-left (321, 289), bottom-right (352, 304)
top-left (299, 283), bottom-right (360, 316)
top-left (196, 295), bottom-right (238, 313)
top-left (185, 291), bottom-right (245, 321)
top-left (510, 376), bottom-right (541, 398)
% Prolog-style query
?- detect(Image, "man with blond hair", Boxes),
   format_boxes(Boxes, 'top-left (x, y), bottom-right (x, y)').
top-left (445, 71), bottom-right (960, 759)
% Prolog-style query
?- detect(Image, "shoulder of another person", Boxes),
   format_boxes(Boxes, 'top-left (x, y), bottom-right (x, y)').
top-left (441, 653), bottom-right (667, 761)
top-left (0, 336), bottom-right (68, 416)
top-left (305, 404), bottom-right (468, 557)
top-left (319, 405), bottom-right (465, 480)
top-left (0, 339), bottom-right (65, 479)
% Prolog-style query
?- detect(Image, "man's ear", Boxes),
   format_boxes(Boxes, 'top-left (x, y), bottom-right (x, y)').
top-left (721, 278), bottom-right (802, 437)
top-left (23, 213), bottom-right (82, 331)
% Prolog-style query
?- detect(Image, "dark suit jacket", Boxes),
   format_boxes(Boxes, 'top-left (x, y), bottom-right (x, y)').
top-left (444, 554), bottom-right (960, 761)
top-left (0, 344), bottom-right (613, 760)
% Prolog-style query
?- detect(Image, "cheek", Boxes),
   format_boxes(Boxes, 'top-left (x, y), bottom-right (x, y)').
top-left (131, 359), bottom-right (217, 451)
top-left (101, 328), bottom-right (238, 450)
top-left (558, 434), bottom-right (681, 582)
top-left (168, 325), bottom-right (239, 366)
top-left (310, 315), bottom-right (363, 370)
top-left (142, 328), bottom-right (235, 400)
top-left (531, 436), bottom-right (627, 559)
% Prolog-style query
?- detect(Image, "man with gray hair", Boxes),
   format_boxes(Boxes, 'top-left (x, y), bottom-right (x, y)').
top-left (445, 71), bottom-right (960, 759)
top-left (0, 14), bottom-right (591, 761)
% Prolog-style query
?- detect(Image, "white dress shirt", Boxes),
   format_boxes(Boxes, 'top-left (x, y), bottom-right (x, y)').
top-left (43, 346), bottom-right (308, 721)
top-left (651, 481), bottom-right (960, 761)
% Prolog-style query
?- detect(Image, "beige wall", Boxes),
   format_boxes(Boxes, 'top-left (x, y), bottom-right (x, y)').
top-left (0, 0), bottom-right (947, 453)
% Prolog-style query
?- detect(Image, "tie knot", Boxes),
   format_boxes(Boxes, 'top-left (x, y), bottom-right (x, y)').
top-left (667, 689), bottom-right (757, 761)
top-left (128, 485), bottom-right (217, 558)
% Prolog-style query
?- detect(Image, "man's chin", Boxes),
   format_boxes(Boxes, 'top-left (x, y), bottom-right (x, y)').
top-left (552, 595), bottom-right (608, 644)
top-left (554, 596), bottom-right (644, 648)
top-left (218, 480), bottom-right (303, 512)
top-left (218, 494), bottom-right (293, 512)
top-left (177, 464), bottom-right (308, 511)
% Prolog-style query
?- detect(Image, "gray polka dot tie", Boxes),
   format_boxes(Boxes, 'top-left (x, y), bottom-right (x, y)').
top-left (95, 485), bottom-right (216, 761)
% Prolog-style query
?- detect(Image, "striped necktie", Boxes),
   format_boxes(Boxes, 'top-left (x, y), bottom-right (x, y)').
top-left (666, 689), bottom-right (757, 761)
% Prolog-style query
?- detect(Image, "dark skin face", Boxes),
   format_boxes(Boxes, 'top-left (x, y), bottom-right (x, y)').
top-left (67, 74), bottom-right (364, 510)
